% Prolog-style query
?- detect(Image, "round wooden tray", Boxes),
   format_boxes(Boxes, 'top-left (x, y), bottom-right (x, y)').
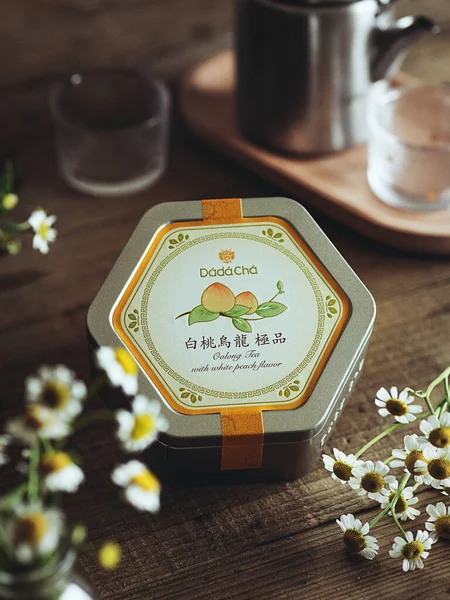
top-left (180, 50), bottom-right (450, 255)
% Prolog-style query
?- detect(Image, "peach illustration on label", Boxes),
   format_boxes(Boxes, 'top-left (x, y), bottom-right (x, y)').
top-left (176, 281), bottom-right (287, 333)
top-left (235, 291), bottom-right (258, 315)
top-left (201, 283), bottom-right (236, 313)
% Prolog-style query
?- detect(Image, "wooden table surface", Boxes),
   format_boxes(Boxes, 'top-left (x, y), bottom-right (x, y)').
top-left (1, 49), bottom-right (450, 599)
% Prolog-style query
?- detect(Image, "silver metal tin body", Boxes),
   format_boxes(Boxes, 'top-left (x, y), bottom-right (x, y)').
top-left (236, 0), bottom-right (436, 154)
top-left (87, 198), bottom-right (375, 483)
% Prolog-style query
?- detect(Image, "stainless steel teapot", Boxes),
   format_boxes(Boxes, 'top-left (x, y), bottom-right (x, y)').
top-left (236, 0), bottom-right (439, 155)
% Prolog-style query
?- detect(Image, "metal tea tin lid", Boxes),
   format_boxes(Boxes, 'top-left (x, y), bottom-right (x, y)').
top-left (87, 197), bottom-right (375, 469)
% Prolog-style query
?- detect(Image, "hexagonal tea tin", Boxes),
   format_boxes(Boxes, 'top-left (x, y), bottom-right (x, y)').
top-left (87, 197), bottom-right (375, 482)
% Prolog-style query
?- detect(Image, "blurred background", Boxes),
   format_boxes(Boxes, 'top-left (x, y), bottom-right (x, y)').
top-left (0, 0), bottom-right (449, 149)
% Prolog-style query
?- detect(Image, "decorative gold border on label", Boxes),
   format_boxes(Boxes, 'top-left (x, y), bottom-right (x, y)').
top-left (112, 215), bottom-right (350, 417)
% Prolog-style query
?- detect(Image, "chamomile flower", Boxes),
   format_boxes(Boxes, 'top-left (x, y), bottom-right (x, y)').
top-left (25, 365), bottom-right (86, 421)
top-left (419, 411), bottom-right (450, 448)
top-left (5, 504), bottom-right (63, 564)
top-left (389, 530), bottom-right (432, 571)
top-left (6, 405), bottom-right (70, 445)
top-left (425, 502), bottom-right (450, 542)
top-left (390, 434), bottom-right (431, 484)
top-left (374, 386), bottom-right (422, 423)
top-left (336, 514), bottom-right (378, 560)
top-left (415, 446), bottom-right (450, 490)
top-left (116, 395), bottom-right (168, 453)
top-left (322, 449), bottom-right (364, 484)
top-left (0, 434), bottom-right (11, 466)
top-left (96, 347), bottom-right (138, 396)
top-left (349, 460), bottom-right (396, 500)
top-left (111, 460), bottom-right (160, 513)
top-left (28, 209), bottom-right (57, 254)
top-left (378, 481), bottom-right (420, 521)
top-left (41, 451), bottom-right (84, 493)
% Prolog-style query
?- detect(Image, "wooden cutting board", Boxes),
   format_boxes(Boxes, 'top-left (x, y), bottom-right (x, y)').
top-left (180, 50), bottom-right (450, 255)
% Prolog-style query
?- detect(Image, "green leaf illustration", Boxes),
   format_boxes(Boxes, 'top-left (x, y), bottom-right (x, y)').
top-left (223, 304), bottom-right (250, 317)
top-left (178, 233), bottom-right (183, 242)
top-left (181, 392), bottom-right (189, 399)
top-left (329, 307), bottom-right (337, 314)
top-left (188, 305), bottom-right (220, 326)
top-left (179, 388), bottom-right (185, 392)
top-left (232, 318), bottom-right (252, 333)
top-left (284, 388), bottom-right (290, 398)
top-left (278, 390), bottom-right (283, 397)
top-left (289, 385), bottom-right (299, 392)
top-left (267, 228), bottom-right (274, 237)
top-left (328, 299), bottom-right (336, 306)
top-left (185, 235), bottom-right (189, 240)
top-left (190, 393), bottom-right (196, 403)
top-left (169, 239), bottom-right (177, 244)
top-left (274, 233), bottom-right (282, 239)
top-left (198, 395), bottom-right (202, 402)
top-left (256, 302), bottom-right (287, 318)
top-left (277, 281), bottom-right (284, 293)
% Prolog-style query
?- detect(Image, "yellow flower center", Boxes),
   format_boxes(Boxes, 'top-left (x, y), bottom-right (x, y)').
top-left (41, 452), bottom-right (72, 474)
top-left (40, 381), bottom-right (70, 410)
top-left (38, 222), bottom-right (50, 240)
top-left (114, 348), bottom-right (138, 376)
top-left (24, 406), bottom-right (47, 430)
top-left (429, 427), bottom-right (450, 449)
top-left (386, 398), bottom-right (408, 417)
top-left (333, 460), bottom-right (353, 482)
top-left (434, 515), bottom-right (450, 539)
top-left (428, 458), bottom-right (450, 481)
top-left (130, 414), bottom-right (154, 440)
top-left (402, 541), bottom-right (424, 560)
top-left (99, 542), bottom-right (122, 570)
top-left (405, 450), bottom-right (427, 475)
top-left (388, 492), bottom-right (408, 513)
top-left (131, 470), bottom-right (159, 492)
top-left (361, 472), bottom-right (384, 493)
top-left (13, 513), bottom-right (48, 546)
top-left (343, 529), bottom-right (366, 553)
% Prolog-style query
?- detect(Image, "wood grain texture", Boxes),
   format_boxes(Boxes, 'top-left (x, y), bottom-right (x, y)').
top-left (0, 124), bottom-right (450, 599)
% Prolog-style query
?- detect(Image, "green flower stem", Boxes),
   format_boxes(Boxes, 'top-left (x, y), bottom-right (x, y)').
top-left (0, 483), bottom-right (27, 510)
top-left (41, 438), bottom-right (54, 455)
top-left (390, 480), bottom-right (410, 540)
top-left (0, 221), bottom-right (31, 233)
top-left (4, 160), bottom-right (14, 194)
top-left (74, 409), bottom-right (115, 431)
top-left (0, 523), bottom-right (15, 560)
top-left (27, 442), bottom-right (40, 502)
top-left (355, 423), bottom-right (402, 459)
top-left (383, 456), bottom-right (394, 464)
top-left (369, 473), bottom-right (410, 531)
top-left (445, 377), bottom-right (450, 406)
top-left (354, 406), bottom-right (442, 459)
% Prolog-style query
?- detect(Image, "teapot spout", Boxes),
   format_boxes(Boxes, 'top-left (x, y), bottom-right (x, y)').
top-left (371, 15), bottom-right (440, 81)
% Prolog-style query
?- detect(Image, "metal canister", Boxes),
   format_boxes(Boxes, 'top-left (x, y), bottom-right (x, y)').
top-left (87, 197), bottom-right (375, 482)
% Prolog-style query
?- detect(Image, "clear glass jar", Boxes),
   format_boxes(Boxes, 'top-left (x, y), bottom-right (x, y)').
top-left (0, 547), bottom-right (98, 600)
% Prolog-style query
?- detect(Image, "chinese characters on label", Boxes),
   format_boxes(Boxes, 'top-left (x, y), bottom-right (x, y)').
top-left (185, 333), bottom-right (286, 350)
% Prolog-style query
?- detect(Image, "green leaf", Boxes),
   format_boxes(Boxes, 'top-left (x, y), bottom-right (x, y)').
top-left (185, 235), bottom-right (189, 240)
top-left (169, 239), bottom-right (177, 244)
top-left (284, 388), bottom-right (290, 398)
top-left (232, 318), bottom-right (252, 333)
top-left (329, 307), bottom-right (337, 314)
top-left (328, 299), bottom-right (336, 306)
top-left (188, 305), bottom-right (220, 325)
top-left (169, 245), bottom-right (174, 249)
top-left (326, 295), bottom-right (330, 300)
top-left (262, 230), bottom-right (266, 235)
top-left (179, 388), bottom-right (185, 392)
top-left (178, 233), bottom-right (184, 242)
top-left (255, 302), bottom-right (287, 318)
top-left (278, 390), bottom-right (283, 397)
top-left (181, 392), bottom-right (189, 399)
top-left (223, 304), bottom-right (250, 317)
top-left (289, 385), bottom-right (299, 392)
top-left (293, 380), bottom-right (299, 385)
top-left (278, 238), bottom-right (285, 243)
top-left (267, 228), bottom-right (274, 237)
top-left (190, 393), bottom-right (196, 403)
top-left (277, 281), bottom-right (284, 293)
top-left (133, 309), bottom-right (138, 314)
top-left (198, 395), bottom-right (202, 402)
top-left (134, 327), bottom-right (139, 332)
top-left (274, 233), bottom-right (282, 239)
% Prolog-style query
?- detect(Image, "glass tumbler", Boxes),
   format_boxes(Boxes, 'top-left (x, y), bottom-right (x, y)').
top-left (50, 68), bottom-right (170, 196)
top-left (367, 80), bottom-right (450, 212)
